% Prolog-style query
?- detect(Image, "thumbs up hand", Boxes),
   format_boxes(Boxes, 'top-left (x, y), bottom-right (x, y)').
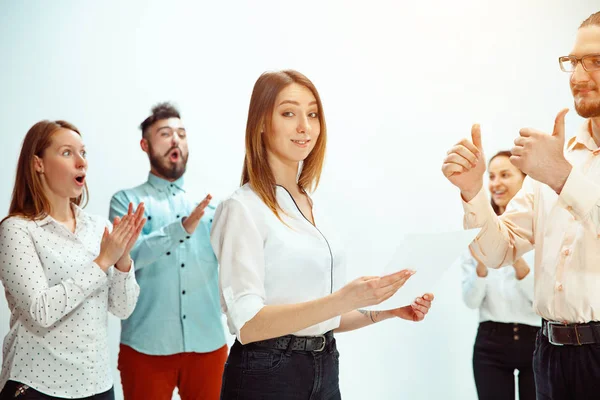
top-left (442, 124), bottom-right (487, 202)
top-left (510, 108), bottom-right (573, 193)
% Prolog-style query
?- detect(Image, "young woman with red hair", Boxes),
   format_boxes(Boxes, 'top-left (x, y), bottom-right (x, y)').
top-left (211, 70), bottom-right (435, 399)
top-left (0, 120), bottom-right (145, 400)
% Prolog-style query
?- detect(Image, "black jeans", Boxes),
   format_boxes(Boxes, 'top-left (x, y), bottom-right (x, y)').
top-left (472, 322), bottom-right (538, 400)
top-left (220, 335), bottom-right (341, 400)
top-left (0, 382), bottom-right (114, 400)
top-left (534, 328), bottom-right (600, 399)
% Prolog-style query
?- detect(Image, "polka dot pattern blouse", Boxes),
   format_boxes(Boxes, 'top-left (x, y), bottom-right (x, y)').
top-left (0, 205), bottom-right (140, 398)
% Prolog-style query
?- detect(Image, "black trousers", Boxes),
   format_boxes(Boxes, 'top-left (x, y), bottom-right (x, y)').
top-left (472, 321), bottom-right (538, 400)
top-left (534, 328), bottom-right (600, 399)
top-left (220, 336), bottom-right (340, 400)
top-left (0, 382), bottom-right (114, 400)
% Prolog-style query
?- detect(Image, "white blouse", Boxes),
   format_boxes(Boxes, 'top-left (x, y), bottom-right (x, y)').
top-left (210, 184), bottom-right (346, 342)
top-left (0, 205), bottom-right (140, 398)
top-left (460, 250), bottom-right (540, 327)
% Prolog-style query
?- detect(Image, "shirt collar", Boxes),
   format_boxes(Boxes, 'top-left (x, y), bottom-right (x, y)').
top-left (567, 119), bottom-right (599, 153)
top-left (34, 202), bottom-right (89, 227)
top-left (147, 172), bottom-right (186, 192)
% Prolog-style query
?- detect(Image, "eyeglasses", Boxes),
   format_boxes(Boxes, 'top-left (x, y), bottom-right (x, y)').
top-left (558, 54), bottom-right (600, 72)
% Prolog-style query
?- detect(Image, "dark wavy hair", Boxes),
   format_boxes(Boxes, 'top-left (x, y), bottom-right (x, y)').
top-left (139, 102), bottom-right (181, 138)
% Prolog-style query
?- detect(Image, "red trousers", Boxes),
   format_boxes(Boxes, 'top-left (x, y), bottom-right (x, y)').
top-left (118, 344), bottom-right (227, 400)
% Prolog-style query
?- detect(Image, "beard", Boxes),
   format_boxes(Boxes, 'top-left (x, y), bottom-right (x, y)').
top-left (148, 142), bottom-right (188, 180)
top-left (572, 84), bottom-right (600, 118)
top-left (574, 98), bottom-right (600, 118)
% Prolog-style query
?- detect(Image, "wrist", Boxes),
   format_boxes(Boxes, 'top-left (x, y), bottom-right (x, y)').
top-left (374, 310), bottom-right (391, 322)
top-left (116, 255), bottom-right (132, 272)
top-left (94, 255), bottom-right (111, 272)
top-left (460, 183), bottom-right (483, 203)
top-left (181, 216), bottom-right (195, 235)
top-left (549, 161), bottom-right (572, 194)
top-left (330, 290), bottom-right (351, 316)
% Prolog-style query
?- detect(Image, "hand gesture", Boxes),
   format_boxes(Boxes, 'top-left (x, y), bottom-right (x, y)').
top-left (442, 124), bottom-right (486, 202)
top-left (338, 270), bottom-right (415, 312)
top-left (182, 194), bottom-right (212, 235)
top-left (96, 203), bottom-right (145, 272)
top-left (114, 202), bottom-right (146, 271)
top-left (510, 109), bottom-right (572, 193)
top-left (386, 293), bottom-right (434, 322)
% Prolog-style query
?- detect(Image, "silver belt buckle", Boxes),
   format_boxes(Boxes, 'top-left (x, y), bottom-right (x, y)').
top-left (314, 334), bottom-right (326, 352)
top-left (547, 321), bottom-right (564, 346)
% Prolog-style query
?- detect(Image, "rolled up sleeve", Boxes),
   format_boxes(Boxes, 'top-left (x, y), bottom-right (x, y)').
top-left (210, 198), bottom-right (266, 341)
top-left (463, 179), bottom-right (535, 269)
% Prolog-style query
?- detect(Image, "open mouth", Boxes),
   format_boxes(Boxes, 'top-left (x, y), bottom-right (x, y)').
top-left (168, 149), bottom-right (181, 162)
top-left (74, 174), bottom-right (86, 186)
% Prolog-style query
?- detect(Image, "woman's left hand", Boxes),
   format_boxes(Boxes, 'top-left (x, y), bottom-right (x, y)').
top-left (386, 293), bottom-right (434, 322)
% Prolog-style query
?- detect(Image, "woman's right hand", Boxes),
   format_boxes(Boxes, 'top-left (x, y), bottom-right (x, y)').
top-left (336, 269), bottom-right (415, 312)
top-left (94, 213), bottom-right (141, 272)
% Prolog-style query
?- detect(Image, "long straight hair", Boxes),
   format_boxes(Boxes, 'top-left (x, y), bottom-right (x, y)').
top-left (241, 70), bottom-right (327, 219)
top-left (2, 120), bottom-right (89, 223)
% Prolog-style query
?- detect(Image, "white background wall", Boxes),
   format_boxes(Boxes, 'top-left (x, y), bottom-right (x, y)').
top-left (0, 1), bottom-right (598, 399)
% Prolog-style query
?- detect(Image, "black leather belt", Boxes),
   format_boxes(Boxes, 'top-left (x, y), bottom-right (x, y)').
top-left (542, 319), bottom-right (600, 346)
top-left (253, 331), bottom-right (334, 352)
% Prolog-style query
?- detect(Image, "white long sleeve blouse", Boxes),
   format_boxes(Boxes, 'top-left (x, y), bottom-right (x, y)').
top-left (461, 250), bottom-right (540, 327)
top-left (0, 205), bottom-right (139, 398)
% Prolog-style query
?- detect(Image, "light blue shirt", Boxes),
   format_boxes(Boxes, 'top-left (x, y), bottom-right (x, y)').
top-left (109, 173), bottom-right (226, 355)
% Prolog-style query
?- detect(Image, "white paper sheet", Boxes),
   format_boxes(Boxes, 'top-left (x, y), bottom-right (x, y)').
top-left (368, 228), bottom-right (480, 310)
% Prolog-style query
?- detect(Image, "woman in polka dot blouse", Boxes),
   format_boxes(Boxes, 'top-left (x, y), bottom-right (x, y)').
top-left (0, 120), bottom-right (145, 399)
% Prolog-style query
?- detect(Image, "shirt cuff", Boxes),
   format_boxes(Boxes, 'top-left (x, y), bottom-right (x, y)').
top-left (170, 218), bottom-right (191, 241)
top-left (110, 260), bottom-right (136, 282)
top-left (72, 262), bottom-right (109, 297)
top-left (558, 167), bottom-right (600, 220)
top-left (462, 188), bottom-right (496, 228)
top-left (222, 287), bottom-right (265, 342)
top-left (469, 275), bottom-right (487, 295)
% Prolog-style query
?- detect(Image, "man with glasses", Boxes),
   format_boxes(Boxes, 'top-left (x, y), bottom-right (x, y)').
top-left (110, 103), bottom-right (227, 400)
top-left (442, 11), bottom-right (600, 399)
